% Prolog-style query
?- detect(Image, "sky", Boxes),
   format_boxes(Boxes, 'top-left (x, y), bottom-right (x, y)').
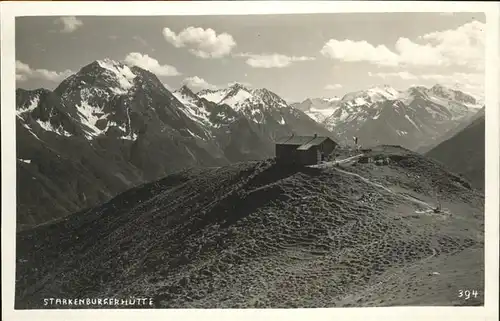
top-left (16, 13), bottom-right (485, 102)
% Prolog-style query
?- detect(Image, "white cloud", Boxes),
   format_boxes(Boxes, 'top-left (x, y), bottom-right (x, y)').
top-left (236, 53), bottom-right (315, 68)
top-left (324, 84), bottom-right (343, 90)
top-left (16, 74), bottom-right (28, 81)
top-left (321, 40), bottom-right (399, 66)
top-left (163, 26), bottom-right (236, 59)
top-left (368, 71), bottom-right (417, 80)
top-left (55, 16), bottom-right (83, 33)
top-left (182, 76), bottom-right (217, 90)
top-left (420, 72), bottom-right (484, 98)
top-left (321, 21), bottom-right (485, 71)
top-left (124, 52), bottom-right (180, 77)
top-left (419, 20), bottom-right (485, 70)
top-left (16, 60), bottom-right (73, 83)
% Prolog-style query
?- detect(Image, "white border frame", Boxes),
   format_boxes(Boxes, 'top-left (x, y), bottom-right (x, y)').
top-left (1, 2), bottom-right (499, 321)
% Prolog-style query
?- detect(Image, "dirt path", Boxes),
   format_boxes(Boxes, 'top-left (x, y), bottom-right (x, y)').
top-left (334, 167), bottom-right (435, 210)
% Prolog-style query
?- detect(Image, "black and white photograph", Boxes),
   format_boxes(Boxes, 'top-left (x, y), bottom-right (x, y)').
top-left (1, 1), bottom-right (499, 320)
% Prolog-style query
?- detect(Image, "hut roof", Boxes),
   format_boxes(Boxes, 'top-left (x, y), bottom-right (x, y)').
top-left (275, 135), bottom-right (315, 145)
top-left (296, 136), bottom-right (329, 150)
top-left (276, 135), bottom-right (334, 150)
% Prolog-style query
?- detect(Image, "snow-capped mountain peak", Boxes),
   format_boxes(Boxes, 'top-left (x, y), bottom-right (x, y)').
top-left (95, 59), bottom-right (136, 94)
top-left (290, 96), bottom-right (342, 123)
top-left (314, 83), bottom-right (484, 150)
top-left (339, 85), bottom-right (401, 108)
top-left (172, 86), bottom-right (213, 128)
top-left (219, 84), bottom-right (253, 109)
top-left (175, 85), bottom-right (199, 100)
top-left (55, 59), bottom-right (138, 98)
top-left (249, 88), bottom-right (288, 109)
top-left (228, 82), bottom-right (249, 91)
top-left (198, 84), bottom-right (289, 112)
top-left (429, 84), bottom-right (478, 106)
top-left (367, 85), bottom-right (400, 100)
top-left (429, 84), bottom-right (454, 100)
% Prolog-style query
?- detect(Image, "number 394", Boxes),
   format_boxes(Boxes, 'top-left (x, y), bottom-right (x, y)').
top-left (458, 289), bottom-right (479, 300)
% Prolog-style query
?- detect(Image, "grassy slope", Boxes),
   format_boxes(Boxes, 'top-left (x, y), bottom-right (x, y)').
top-left (15, 146), bottom-right (484, 308)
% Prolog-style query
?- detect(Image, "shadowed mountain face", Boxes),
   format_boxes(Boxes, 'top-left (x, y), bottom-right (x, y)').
top-left (418, 107), bottom-right (485, 154)
top-left (16, 59), bottom-right (334, 230)
top-left (15, 146), bottom-right (484, 308)
top-left (426, 111), bottom-right (485, 191)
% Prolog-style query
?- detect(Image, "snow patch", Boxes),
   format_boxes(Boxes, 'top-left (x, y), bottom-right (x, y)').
top-left (185, 146), bottom-right (197, 160)
top-left (173, 92), bottom-right (210, 125)
top-left (222, 89), bottom-right (254, 110)
top-left (367, 86), bottom-right (400, 101)
top-left (404, 114), bottom-right (420, 131)
top-left (396, 130), bottom-right (408, 136)
top-left (464, 102), bottom-right (483, 109)
top-left (80, 87), bottom-right (110, 102)
top-left (305, 106), bottom-right (339, 123)
top-left (354, 97), bottom-right (368, 106)
top-left (247, 108), bottom-right (265, 124)
top-left (17, 95), bottom-right (40, 116)
top-left (97, 59), bottom-right (136, 94)
top-left (21, 123), bottom-right (42, 141)
top-left (120, 132), bottom-right (138, 141)
top-left (186, 128), bottom-right (204, 140)
top-left (338, 109), bottom-right (350, 122)
top-left (199, 86), bottom-right (289, 113)
top-left (36, 119), bottom-right (72, 137)
top-left (398, 90), bottom-right (415, 105)
top-left (19, 159), bottom-right (31, 164)
top-left (76, 101), bottom-right (109, 139)
top-left (118, 123), bottom-right (127, 132)
top-left (198, 90), bottom-right (228, 104)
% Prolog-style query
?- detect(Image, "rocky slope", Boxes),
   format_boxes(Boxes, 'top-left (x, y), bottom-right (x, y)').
top-left (15, 146), bottom-right (484, 308)
top-left (295, 85), bottom-right (482, 151)
top-left (426, 111), bottom-right (485, 190)
top-left (16, 59), bottom-right (334, 230)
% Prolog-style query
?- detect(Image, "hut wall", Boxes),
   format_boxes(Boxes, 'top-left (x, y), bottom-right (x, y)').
top-left (298, 147), bottom-right (319, 165)
top-left (276, 144), bottom-right (300, 164)
top-left (319, 139), bottom-right (338, 157)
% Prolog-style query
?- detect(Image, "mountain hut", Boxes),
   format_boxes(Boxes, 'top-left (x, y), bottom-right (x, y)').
top-left (275, 134), bottom-right (338, 166)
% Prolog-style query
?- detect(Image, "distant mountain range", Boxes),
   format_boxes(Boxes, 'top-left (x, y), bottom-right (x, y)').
top-left (15, 59), bottom-right (330, 230)
top-left (292, 84), bottom-right (483, 150)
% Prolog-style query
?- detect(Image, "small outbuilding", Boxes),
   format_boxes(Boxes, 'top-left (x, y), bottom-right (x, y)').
top-left (275, 134), bottom-right (338, 166)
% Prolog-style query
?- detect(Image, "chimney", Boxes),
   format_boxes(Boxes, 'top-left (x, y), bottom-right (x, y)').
top-left (314, 133), bottom-right (317, 138)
